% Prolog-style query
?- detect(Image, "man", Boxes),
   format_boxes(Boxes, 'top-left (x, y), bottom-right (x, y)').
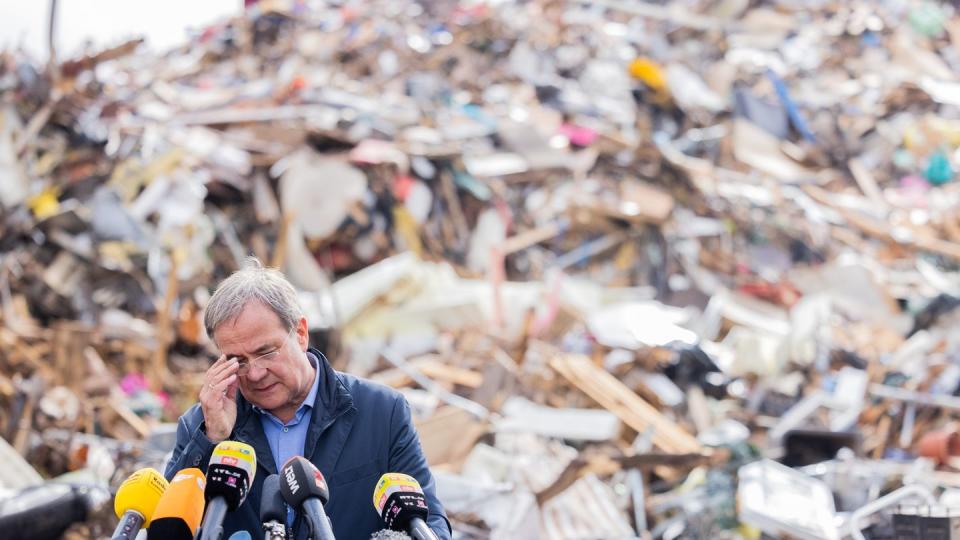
top-left (165, 258), bottom-right (451, 539)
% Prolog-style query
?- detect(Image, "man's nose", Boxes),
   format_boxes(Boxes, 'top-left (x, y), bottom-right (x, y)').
top-left (245, 362), bottom-right (268, 381)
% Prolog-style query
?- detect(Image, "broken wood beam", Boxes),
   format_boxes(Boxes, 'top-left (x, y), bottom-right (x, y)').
top-left (373, 356), bottom-right (484, 389)
top-left (501, 219), bottom-right (569, 255)
top-left (549, 353), bottom-right (703, 454)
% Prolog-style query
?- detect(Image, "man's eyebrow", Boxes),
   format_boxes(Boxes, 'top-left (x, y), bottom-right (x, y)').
top-left (222, 337), bottom-right (281, 360)
top-left (225, 345), bottom-right (270, 361)
top-left (252, 343), bottom-right (274, 354)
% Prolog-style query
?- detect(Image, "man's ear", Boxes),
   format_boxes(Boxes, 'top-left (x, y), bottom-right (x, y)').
top-left (296, 317), bottom-right (309, 350)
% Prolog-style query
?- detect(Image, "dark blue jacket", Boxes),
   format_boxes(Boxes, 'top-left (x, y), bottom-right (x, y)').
top-left (165, 348), bottom-right (451, 539)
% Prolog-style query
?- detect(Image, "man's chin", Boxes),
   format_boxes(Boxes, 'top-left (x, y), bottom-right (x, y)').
top-left (245, 384), bottom-right (282, 408)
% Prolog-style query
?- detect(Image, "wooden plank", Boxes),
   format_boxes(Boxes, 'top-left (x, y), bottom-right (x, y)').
top-left (805, 184), bottom-right (960, 261)
top-left (557, 361), bottom-right (690, 452)
top-left (414, 358), bottom-right (484, 389)
top-left (415, 406), bottom-right (486, 467)
top-left (849, 158), bottom-right (886, 209)
top-left (550, 354), bottom-right (702, 454)
top-left (439, 169), bottom-right (469, 250)
top-left (372, 357), bottom-right (484, 389)
top-left (106, 396), bottom-right (152, 440)
top-left (152, 253), bottom-right (179, 393)
top-left (270, 212), bottom-right (294, 269)
top-left (501, 220), bottom-right (568, 255)
top-left (613, 180), bottom-right (675, 225)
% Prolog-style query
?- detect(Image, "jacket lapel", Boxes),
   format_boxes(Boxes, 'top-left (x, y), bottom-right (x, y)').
top-left (304, 349), bottom-right (357, 474)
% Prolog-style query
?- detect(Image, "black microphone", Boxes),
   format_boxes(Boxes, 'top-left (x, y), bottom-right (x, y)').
top-left (197, 441), bottom-right (258, 540)
top-left (372, 473), bottom-right (438, 540)
top-left (278, 456), bottom-right (335, 540)
top-left (259, 474), bottom-right (286, 540)
top-left (0, 483), bottom-right (104, 540)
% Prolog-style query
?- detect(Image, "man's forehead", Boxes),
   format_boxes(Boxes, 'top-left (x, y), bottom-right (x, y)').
top-left (213, 321), bottom-right (286, 354)
top-left (213, 303), bottom-right (284, 338)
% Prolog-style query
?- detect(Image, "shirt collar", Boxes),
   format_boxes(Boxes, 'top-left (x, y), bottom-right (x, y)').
top-left (252, 351), bottom-right (322, 418)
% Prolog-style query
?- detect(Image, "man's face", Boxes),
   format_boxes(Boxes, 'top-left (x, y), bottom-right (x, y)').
top-left (213, 301), bottom-right (312, 417)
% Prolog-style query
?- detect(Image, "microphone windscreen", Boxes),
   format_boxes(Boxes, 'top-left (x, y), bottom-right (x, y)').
top-left (260, 474), bottom-right (286, 523)
top-left (205, 464), bottom-right (251, 510)
top-left (113, 467), bottom-right (168, 526)
top-left (209, 441), bottom-right (257, 479)
top-left (279, 456), bottom-right (329, 507)
top-left (146, 519), bottom-right (193, 540)
top-left (147, 468), bottom-right (206, 539)
top-left (206, 441), bottom-right (257, 510)
top-left (372, 473), bottom-right (429, 531)
top-left (372, 473), bottom-right (422, 515)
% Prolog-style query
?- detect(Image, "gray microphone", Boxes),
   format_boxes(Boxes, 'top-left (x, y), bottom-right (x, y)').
top-left (259, 475), bottom-right (286, 540)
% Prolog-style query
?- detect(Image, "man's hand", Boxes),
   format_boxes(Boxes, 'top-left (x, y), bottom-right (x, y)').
top-left (200, 355), bottom-right (239, 443)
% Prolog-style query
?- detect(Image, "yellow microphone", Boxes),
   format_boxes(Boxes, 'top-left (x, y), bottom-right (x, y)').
top-left (197, 441), bottom-right (258, 540)
top-left (373, 473), bottom-right (437, 540)
top-left (111, 467), bottom-right (168, 540)
top-left (147, 468), bottom-right (207, 540)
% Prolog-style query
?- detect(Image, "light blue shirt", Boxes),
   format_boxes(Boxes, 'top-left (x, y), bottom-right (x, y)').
top-left (254, 353), bottom-right (321, 526)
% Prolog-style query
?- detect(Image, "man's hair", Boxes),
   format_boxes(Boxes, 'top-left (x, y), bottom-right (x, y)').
top-left (204, 257), bottom-right (303, 340)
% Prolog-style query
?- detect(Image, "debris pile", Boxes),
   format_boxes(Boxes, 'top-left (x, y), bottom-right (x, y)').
top-left (5, 0), bottom-right (960, 538)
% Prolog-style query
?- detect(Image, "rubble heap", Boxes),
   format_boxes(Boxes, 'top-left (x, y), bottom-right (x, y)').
top-left (5, 0), bottom-right (960, 538)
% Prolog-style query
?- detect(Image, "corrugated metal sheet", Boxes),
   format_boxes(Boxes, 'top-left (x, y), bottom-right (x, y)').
top-left (541, 474), bottom-right (635, 540)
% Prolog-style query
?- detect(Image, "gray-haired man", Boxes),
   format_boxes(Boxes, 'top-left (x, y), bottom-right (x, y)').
top-left (165, 258), bottom-right (451, 539)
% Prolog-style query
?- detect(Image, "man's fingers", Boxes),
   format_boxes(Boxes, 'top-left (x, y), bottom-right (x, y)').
top-left (208, 354), bottom-right (229, 371)
top-left (204, 360), bottom-right (238, 389)
top-left (200, 361), bottom-right (237, 405)
top-left (212, 374), bottom-right (237, 395)
top-left (222, 373), bottom-right (237, 388)
top-left (206, 356), bottom-right (236, 378)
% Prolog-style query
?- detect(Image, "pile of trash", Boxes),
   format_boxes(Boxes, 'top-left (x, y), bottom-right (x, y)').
top-left (7, 0), bottom-right (960, 537)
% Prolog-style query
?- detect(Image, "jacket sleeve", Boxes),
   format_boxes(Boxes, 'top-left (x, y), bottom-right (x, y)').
top-left (164, 404), bottom-right (218, 481)
top-left (387, 396), bottom-right (453, 540)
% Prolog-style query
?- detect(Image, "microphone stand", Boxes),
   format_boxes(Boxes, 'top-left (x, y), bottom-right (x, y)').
top-left (263, 521), bottom-right (286, 540)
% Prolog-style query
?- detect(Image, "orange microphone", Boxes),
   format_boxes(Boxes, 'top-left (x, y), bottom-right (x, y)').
top-left (147, 468), bottom-right (206, 540)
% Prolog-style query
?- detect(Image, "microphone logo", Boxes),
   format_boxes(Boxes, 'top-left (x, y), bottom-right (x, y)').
top-left (284, 465), bottom-right (300, 495)
top-left (173, 471), bottom-right (207, 491)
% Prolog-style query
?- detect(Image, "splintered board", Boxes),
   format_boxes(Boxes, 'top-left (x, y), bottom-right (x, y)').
top-left (549, 354), bottom-right (702, 454)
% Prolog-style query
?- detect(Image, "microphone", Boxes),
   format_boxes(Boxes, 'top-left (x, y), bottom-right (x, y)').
top-left (278, 456), bottom-right (335, 540)
top-left (197, 441), bottom-right (258, 540)
top-left (260, 474), bottom-right (287, 540)
top-left (372, 473), bottom-right (438, 540)
top-left (147, 468), bottom-right (206, 540)
top-left (0, 483), bottom-right (106, 540)
top-left (111, 468), bottom-right (168, 540)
